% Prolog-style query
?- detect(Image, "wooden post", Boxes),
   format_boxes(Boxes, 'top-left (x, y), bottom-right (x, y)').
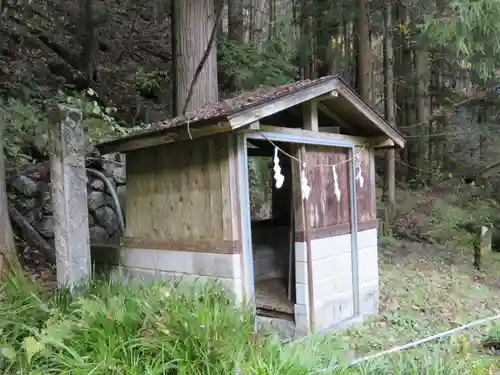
top-left (302, 100), bottom-right (318, 132)
top-left (473, 226), bottom-right (492, 271)
top-left (377, 218), bottom-right (388, 238)
top-left (50, 105), bottom-right (91, 290)
top-left (299, 145), bottom-right (315, 333)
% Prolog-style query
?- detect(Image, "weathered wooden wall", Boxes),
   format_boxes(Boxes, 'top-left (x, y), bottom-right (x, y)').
top-left (355, 146), bottom-right (376, 226)
top-left (293, 145), bottom-right (351, 240)
top-left (123, 133), bottom-right (241, 253)
top-left (305, 146), bottom-right (351, 230)
top-left (294, 145), bottom-right (377, 240)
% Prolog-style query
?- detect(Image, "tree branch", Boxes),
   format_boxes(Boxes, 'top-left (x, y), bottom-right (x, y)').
top-left (114, 5), bottom-right (145, 64)
top-left (138, 45), bottom-right (171, 61)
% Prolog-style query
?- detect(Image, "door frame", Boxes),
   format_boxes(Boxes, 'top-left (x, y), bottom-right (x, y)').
top-left (236, 129), bottom-right (361, 332)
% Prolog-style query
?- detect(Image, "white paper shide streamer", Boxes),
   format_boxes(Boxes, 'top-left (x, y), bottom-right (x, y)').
top-left (355, 156), bottom-right (364, 188)
top-left (332, 165), bottom-right (341, 201)
top-left (300, 163), bottom-right (311, 200)
top-left (273, 147), bottom-right (285, 189)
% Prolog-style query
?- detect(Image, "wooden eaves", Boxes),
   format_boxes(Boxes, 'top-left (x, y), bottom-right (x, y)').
top-left (96, 75), bottom-right (405, 155)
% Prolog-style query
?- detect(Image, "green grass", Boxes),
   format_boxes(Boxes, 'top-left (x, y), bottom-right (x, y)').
top-left (1, 186), bottom-right (499, 374)
top-left (0, 267), bottom-right (497, 374)
top-left (317, 185), bottom-right (500, 373)
top-left (0, 274), bottom-right (258, 374)
top-left (293, 239), bottom-right (500, 373)
top-left (0, 271), bottom-right (347, 375)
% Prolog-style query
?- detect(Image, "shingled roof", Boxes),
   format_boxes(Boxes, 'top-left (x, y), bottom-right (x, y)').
top-left (151, 75), bottom-right (336, 130)
top-left (97, 74), bottom-right (405, 154)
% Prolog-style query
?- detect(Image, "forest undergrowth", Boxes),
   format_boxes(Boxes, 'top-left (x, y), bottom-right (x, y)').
top-left (0, 183), bottom-right (499, 374)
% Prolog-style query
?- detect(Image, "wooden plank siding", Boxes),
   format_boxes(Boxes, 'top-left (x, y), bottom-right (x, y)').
top-left (123, 133), bottom-right (241, 253)
top-left (355, 146), bottom-right (376, 225)
top-left (295, 145), bottom-right (377, 241)
top-left (306, 146), bottom-right (351, 230)
top-left (295, 146), bottom-right (351, 241)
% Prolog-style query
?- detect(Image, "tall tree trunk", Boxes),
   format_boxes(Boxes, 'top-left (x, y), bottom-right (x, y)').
top-left (0, 127), bottom-right (18, 277)
top-left (299, 0), bottom-right (312, 79)
top-left (432, 0), bottom-right (446, 176)
top-left (428, 54), bottom-right (438, 181)
top-left (383, 0), bottom-right (396, 220)
top-left (402, 46), bottom-right (416, 181)
top-left (342, 20), bottom-right (353, 85)
top-left (79, 0), bottom-right (98, 81)
top-left (249, 0), bottom-right (267, 46)
top-left (404, 80), bottom-right (417, 182)
top-left (314, 0), bottom-right (334, 77)
top-left (249, 0), bottom-right (255, 44)
top-left (394, 4), bottom-right (412, 181)
top-left (414, 41), bottom-right (427, 176)
top-left (171, 0), bottom-right (178, 116)
top-left (355, 0), bottom-right (372, 100)
top-left (434, 61), bottom-right (446, 173)
top-left (174, 0), bottom-right (219, 114)
top-left (228, 0), bottom-right (245, 44)
top-left (478, 106), bottom-right (487, 162)
top-left (268, 0), bottom-right (276, 41)
top-left (214, 0), bottom-right (224, 37)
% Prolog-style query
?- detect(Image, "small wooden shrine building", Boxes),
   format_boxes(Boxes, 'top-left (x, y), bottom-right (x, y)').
top-left (96, 75), bottom-right (405, 335)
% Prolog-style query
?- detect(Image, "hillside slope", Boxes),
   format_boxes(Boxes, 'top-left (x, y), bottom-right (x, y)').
top-left (1, 0), bottom-right (172, 124)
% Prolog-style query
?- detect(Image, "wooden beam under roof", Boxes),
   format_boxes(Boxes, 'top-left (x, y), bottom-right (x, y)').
top-left (227, 79), bottom-right (341, 129)
top-left (302, 100), bottom-right (319, 131)
top-left (245, 124), bottom-right (395, 149)
top-left (316, 102), bottom-right (357, 133)
top-left (227, 77), bottom-right (404, 148)
top-left (97, 121), bottom-right (234, 154)
top-left (335, 84), bottom-right (404, 148)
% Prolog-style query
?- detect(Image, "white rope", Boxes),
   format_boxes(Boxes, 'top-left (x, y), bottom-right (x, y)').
top-left (316, 312), bottom-right (500, 373)
top-left (257, 131), bottom-right (367, 168)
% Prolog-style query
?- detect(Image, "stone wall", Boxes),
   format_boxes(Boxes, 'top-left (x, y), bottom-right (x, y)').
top-left (7, 154), bottom-right (126, 248)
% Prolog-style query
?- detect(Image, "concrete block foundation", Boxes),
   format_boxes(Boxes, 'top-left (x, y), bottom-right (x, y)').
top-left (293, 227), bottom-right (379, 331)
top-left (93, 247), bottom-right (245, 304)
top-left (93, 227), bottom-right (379, 336)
